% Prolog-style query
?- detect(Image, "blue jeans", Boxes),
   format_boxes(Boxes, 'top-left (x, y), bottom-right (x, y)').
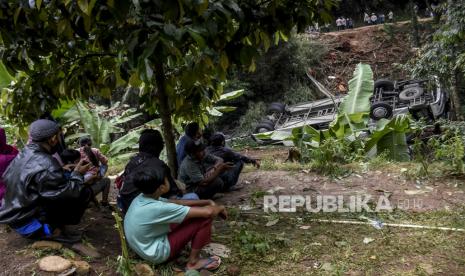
top-left (178, 193), bottom-right (199, 200)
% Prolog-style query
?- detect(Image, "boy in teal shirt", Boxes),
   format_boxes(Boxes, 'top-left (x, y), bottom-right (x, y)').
top-left (124, 167), bottom-right (227, 271)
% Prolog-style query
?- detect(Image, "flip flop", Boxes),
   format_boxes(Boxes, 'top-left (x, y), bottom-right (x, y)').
top-left (187, 256), bottom-right (221, 271)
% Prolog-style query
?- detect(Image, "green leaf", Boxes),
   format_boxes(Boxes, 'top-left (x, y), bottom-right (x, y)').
top-left (207, 107), bottom-right (223, 116)
top-left (340, 63), bottom-right (374, 115)
top-left (214, 106), bottom-right (236, 112)
top-left (36, 0), bottom-right (42, 9)
top-left (78, 0), bottom-right (89, 15)
top-left (219, 89), bottom-right (244, 101)
top-left (365, 114), bottom-right (411, 161)
top-left (0, 61), bottom-right (14, 89)
top-left (108, 128), bottom-right (144, 156)
top-left (187, 28), bottom-right (206, 49)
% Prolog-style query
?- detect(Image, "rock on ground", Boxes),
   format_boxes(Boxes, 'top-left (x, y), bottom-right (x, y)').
top-left (31, 241), bottom-right (63, 250)
top-left (38, 256), bottom-right (72, 272)
top-left (73, 260), bottom-right (91, 275)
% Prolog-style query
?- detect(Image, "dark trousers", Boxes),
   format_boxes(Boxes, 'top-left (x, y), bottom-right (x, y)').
top-left (220, 161), bottom-right (244, 190)
top-left (41, 187), bottom-right (92, 227)
top-left (194, 177), bottom-right (224, 199)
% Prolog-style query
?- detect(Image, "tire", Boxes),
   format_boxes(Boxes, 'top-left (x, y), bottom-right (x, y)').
top-left (399, 87), bottom-right (423, 102)
top-left (259, 118), bottom-right (275, 126)
top-left (267, 102), bottom-right (285, 114)
top-left (254, 122), bottom-right (275, 133)
top-left (370, 102), bottom-right (393, 120)
top-left (374, 79), bottom-right (395, 92)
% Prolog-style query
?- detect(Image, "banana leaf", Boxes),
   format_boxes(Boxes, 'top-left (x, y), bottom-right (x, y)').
top-left (0, 61), bottom-right (14, 89)
top-left (339, 63), bottom-right (374, 115)
top-left (365, 115), bottom-right (411, 161)
top-left (219, 89), bottom-right (244, 101)
top-left (329, 113), bottom-right (369, 138)
top-left (107, 128), bottom-right (144, 157)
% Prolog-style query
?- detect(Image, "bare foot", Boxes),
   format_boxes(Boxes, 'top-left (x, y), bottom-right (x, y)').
top-left (186, 256), bottom-right (221, 271)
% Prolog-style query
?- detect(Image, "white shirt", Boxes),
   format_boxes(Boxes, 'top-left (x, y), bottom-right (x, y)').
top-left (371, 15), bottom-right (377, 22)
top-left (336, 18), bottom-right (342, 26)
top-left (341, 18), bottom-right (347, 26)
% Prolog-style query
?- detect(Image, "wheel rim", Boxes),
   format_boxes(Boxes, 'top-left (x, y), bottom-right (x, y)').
top-left (373, 107), bottom-right (388, 118)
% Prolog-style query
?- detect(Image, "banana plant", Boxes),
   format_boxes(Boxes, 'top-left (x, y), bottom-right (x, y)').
top-left (207, 89), bottom-right (244, 117)
top-left (54, 100), bottom-right (150, 159)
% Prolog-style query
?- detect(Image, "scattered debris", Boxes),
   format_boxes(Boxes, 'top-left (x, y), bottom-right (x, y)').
top-left (31, 241), bottom-right (63, 250)
top-left (38, 256), bottom-right (72, 273)
top-left (311, 219), bottom-right (465, 232)
top-left (265, 219), bottom-right (279, 227)
top-left (72, 243), bottom-right (101, 259)
top-left (404, 190), bottom-right (430, 195)
top-left (299, 225), bottom-right (311, 230)
top-left (363, 237), bottom-right (375, 244)
top-left (238, 204), bottom-right (254, 211)
top-left (202, 243), bottom-right (231, 258)
top-left (266, 186), bottom-right (285, 194)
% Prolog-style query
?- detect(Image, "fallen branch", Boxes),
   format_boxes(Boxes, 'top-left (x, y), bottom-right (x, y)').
top-left (310, 219), bottom-right (465, 232)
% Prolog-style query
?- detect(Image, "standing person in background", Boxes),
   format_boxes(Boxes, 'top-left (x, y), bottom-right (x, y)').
top-left (364, 12), bottom-right (370, 25)
top-left (336, 17), bottom-right (342, 31)
top-left (0, 128), bottom-right (18, 205)
top-left (388, 11), bottom-right (394, 22)
top-left (78, 137), bottom-right (111, 208)
top-left (176, 122), bottom-right (203, 167)
top-left (341, 17), bottom-right (347, 30)
top-left (379, 13), bottom-right (385, 23)
top-left (371, 13), bottom-right (378, 25)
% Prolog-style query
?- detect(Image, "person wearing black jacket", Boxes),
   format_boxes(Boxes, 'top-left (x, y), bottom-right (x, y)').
top-left (0, 119), bottom-right (91, 243)
top-left (117, 129), bottom-right (199, 214)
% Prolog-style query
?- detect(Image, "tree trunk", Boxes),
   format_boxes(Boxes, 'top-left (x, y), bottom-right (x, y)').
top-left (450, 70), bottom-right (464, 121)
top-left (409, 0), bottom-right (421, 47)
top-left (154, 61), bottom-right (178, 176)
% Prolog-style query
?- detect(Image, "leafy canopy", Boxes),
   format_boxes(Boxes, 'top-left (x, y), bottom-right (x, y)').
top-left (0, 0), bottom-right (335, 125)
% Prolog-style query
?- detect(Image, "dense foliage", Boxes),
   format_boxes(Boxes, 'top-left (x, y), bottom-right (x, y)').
top-left (412, 0), bottom-right (465, 120)
top-left (0, 0), bottom-right (335, 171)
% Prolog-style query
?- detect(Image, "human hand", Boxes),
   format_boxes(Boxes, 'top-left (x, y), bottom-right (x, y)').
top-left (254, 160), bottom-right (261, 169)
top-left (63, 164), bottom-right (76, 171)
top-left (74, 160), bottom-right (91, 175)
top-left (219, 207), bottom-right (228, 220)
top-left (221, 162), bottom-right (234, 171)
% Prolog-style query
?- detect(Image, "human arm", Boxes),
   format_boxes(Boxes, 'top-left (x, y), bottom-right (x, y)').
top-left (35, 159), bottom-right (90, 200)
top-left (185, 204), bottom-right (227, 220)
top-left (168, 199), bottom-right (215, 207)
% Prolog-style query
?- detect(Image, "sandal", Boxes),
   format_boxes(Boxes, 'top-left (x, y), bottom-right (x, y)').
top-left (186, 256), bottom-right (221, 271)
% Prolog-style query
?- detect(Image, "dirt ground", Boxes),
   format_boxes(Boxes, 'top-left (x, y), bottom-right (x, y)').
top-left (304, 19), bottom-right (434, 95)
top-left (0, 147), bottom-right (464, 275)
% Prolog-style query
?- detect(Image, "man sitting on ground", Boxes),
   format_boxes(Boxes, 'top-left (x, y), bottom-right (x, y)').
top-left (124, 168), bottom-right (227, 270)
top-left (118, 129), bottom-right (199, 213)
top-left (176, 122), bottom-right (202, 166)
top-left (206, 133), bottom-right (260, 190)
top-left (0, 119), bottom-right (91, 243)
top-left (179, 140), bottom-right (234, 199)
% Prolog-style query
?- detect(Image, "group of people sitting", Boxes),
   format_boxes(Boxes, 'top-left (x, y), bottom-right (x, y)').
top-left (0, 119), bottom-right (259, 271)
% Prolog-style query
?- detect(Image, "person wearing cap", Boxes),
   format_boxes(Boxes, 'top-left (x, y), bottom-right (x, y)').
top-left (178, 140), bottom-right (234, 199)
top-left (117, 129), bottom-right (199, 213)
top-left (206, 133), bottom-right (260, 191)
top-left (0, 119), bottom-right (91, 243)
